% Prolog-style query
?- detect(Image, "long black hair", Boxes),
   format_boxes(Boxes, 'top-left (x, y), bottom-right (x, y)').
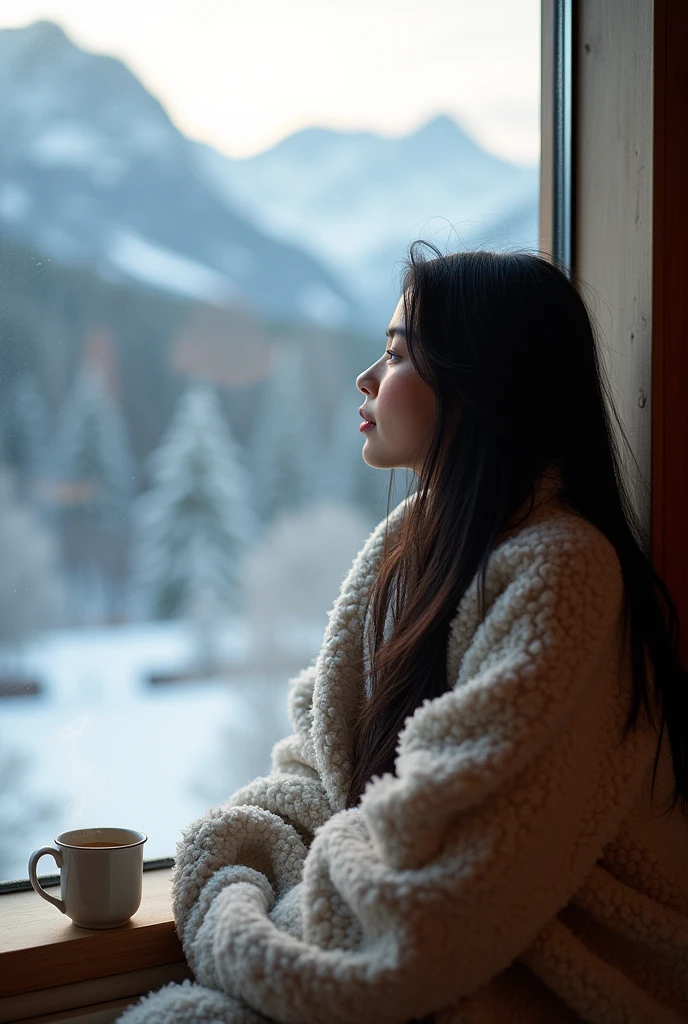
top-left (347, 243), bottom-right (688, 814)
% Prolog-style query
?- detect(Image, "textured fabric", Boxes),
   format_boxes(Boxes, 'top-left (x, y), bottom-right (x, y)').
top-left (116, 467), bottom-right (688, 1024)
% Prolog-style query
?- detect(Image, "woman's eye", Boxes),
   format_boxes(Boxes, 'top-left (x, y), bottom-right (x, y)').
top-left (386, 349), bottom-right (399, 362)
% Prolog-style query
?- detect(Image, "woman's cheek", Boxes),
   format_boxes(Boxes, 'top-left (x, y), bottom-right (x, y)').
top-left (382, 377), bottom-right (424, 459)
top-left (377, 374), bottom-right (407, 425)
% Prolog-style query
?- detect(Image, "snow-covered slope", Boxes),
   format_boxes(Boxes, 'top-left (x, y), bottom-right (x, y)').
top-left (192, 115), bottom-right (540, 324)
top-left (0, 20), bottom-right (360, 327)
top-left (0, 20), bottom-right (539, 331)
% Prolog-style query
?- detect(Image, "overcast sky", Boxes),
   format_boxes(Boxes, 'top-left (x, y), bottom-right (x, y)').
top-left (1, 0), bottom-right (540, 165)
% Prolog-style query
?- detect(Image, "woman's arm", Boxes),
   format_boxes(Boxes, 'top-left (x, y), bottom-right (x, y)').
top-left (189, 528), bottom-right (657, 1024)
top-left (170, 662), bottom-right (332, 974)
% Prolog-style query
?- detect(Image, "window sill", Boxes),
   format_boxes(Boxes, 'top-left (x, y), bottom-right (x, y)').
top-left (0, 867), bottom-right (192, 1023)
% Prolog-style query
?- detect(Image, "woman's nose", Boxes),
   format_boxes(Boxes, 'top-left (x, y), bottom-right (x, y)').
top-left (356, 366), bottom-right (377, 395)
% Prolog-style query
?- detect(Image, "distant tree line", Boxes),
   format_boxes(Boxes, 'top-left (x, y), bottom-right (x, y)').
top-left (0, 234), bottom-right (387, 641)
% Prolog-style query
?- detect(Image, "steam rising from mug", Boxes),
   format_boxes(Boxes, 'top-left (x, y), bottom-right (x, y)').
top-left (57, 712), bottom-right (105, 827)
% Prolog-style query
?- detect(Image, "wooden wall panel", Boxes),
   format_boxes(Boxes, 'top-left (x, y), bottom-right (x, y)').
top-left (574, 0), bottom-right (654, 547)
top-left (548, 0), bottom-right (687, 663)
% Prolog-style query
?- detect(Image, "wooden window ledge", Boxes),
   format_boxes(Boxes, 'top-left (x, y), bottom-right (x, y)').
top-left (0, 867), bottom-right (192, 1023)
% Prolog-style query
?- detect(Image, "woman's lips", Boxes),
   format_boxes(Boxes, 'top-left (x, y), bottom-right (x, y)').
top-left (360, 420), bottom-right (376, 432)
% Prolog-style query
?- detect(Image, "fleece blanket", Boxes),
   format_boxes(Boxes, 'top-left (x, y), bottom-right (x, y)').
top-left (116, 468), bottom-right (688, 1023)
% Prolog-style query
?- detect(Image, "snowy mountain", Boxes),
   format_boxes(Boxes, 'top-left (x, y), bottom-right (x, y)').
top-left (191, 115), bottom-right (540, 325)
top-left (0, 20), bottom-right (360, 327)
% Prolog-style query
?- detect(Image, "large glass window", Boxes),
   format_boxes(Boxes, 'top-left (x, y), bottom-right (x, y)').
top-left (0, 1), bottom-right (540, 885)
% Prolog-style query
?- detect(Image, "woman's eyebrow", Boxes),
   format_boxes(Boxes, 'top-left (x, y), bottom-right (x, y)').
top-left (385, 327), bottom-right (407, 338)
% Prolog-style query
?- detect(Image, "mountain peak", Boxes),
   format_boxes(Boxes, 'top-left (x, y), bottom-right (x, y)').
top-left (11, 18), bottom-right (72, 53)
top-left (410, 114), bottom-right (472, 146)
top-left (404, 112), bottom-right (497, 164)
top-left (0, 19), bottom-right (77, 75)
top-left (416, 114), bottom-right (459, 134)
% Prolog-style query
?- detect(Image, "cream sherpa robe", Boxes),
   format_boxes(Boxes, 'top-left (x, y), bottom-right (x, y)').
top-left (117, 467), bottom-right (688, 1024)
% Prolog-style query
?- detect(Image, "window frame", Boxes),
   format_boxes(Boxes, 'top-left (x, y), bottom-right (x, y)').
top-left (5, 1), bottom-right (685, 1018)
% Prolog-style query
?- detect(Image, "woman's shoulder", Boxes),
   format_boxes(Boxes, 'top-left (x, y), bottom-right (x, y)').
top-left (361, 472), bottom-right (624, 609)
top-left (442, 506), bottom-right (629, 729)
top-left (494, 480), bottom-right (623, 587)
top-left (478, 503), bottom-right (626, 651)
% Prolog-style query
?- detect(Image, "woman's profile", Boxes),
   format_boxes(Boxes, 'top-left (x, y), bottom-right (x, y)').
top-left (117, 245), bottom-right (688, 1024)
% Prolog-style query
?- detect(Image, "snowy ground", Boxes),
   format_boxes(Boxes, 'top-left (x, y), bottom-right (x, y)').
top-left (0, 617), bottom-right (324, 885)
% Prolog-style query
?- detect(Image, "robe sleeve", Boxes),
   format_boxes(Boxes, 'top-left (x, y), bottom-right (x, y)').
top-left (169, 661), bottom-right (333, 985)
top-left (189, 526), bottom-right (655, 1023)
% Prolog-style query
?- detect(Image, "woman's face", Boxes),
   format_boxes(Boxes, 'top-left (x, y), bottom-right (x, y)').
top-left (355, 295), bottom-right (437, 473)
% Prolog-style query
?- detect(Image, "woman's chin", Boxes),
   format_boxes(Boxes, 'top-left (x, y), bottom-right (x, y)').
top-left (362, 448), bottom-right (385, 469)
top-left (362, 448), bottom-right (399, 470)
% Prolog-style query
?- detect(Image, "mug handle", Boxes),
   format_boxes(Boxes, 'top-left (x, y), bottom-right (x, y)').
top-left (28, 847), bottom-right (66, 914)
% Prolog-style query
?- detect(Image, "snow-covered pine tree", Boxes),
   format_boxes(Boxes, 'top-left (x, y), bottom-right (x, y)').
top-left (249, 343), bottom-right (319, 526)
top-left (1, 373), bottom-right (50, 500)
top-left (0, 466), bottom-right (65, 668)
top-left (243, 499), bottom-right (374, 669)
top-left (57, 366), bottom-right (133, 530)
top-left (55, 365), bottom-right (134, 621)
top-left (130, 383), bottom-right (255, 629)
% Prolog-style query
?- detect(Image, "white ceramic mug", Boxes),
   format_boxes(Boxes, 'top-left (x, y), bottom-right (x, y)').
top-left (28, 826), bottom-right (148, 929)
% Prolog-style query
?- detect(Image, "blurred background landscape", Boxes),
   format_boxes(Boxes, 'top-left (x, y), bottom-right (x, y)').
top-left (0, 4), bottom-right (540, 884)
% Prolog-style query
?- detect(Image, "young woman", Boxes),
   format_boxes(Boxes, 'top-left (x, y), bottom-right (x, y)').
top-left (118, 247), bottom-right (688, 1024)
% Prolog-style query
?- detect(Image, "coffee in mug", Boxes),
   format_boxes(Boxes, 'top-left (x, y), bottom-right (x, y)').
top-left (28, 827), bottom-right (147, 929)
top-left (75, 841), bottom-right (123, 848)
